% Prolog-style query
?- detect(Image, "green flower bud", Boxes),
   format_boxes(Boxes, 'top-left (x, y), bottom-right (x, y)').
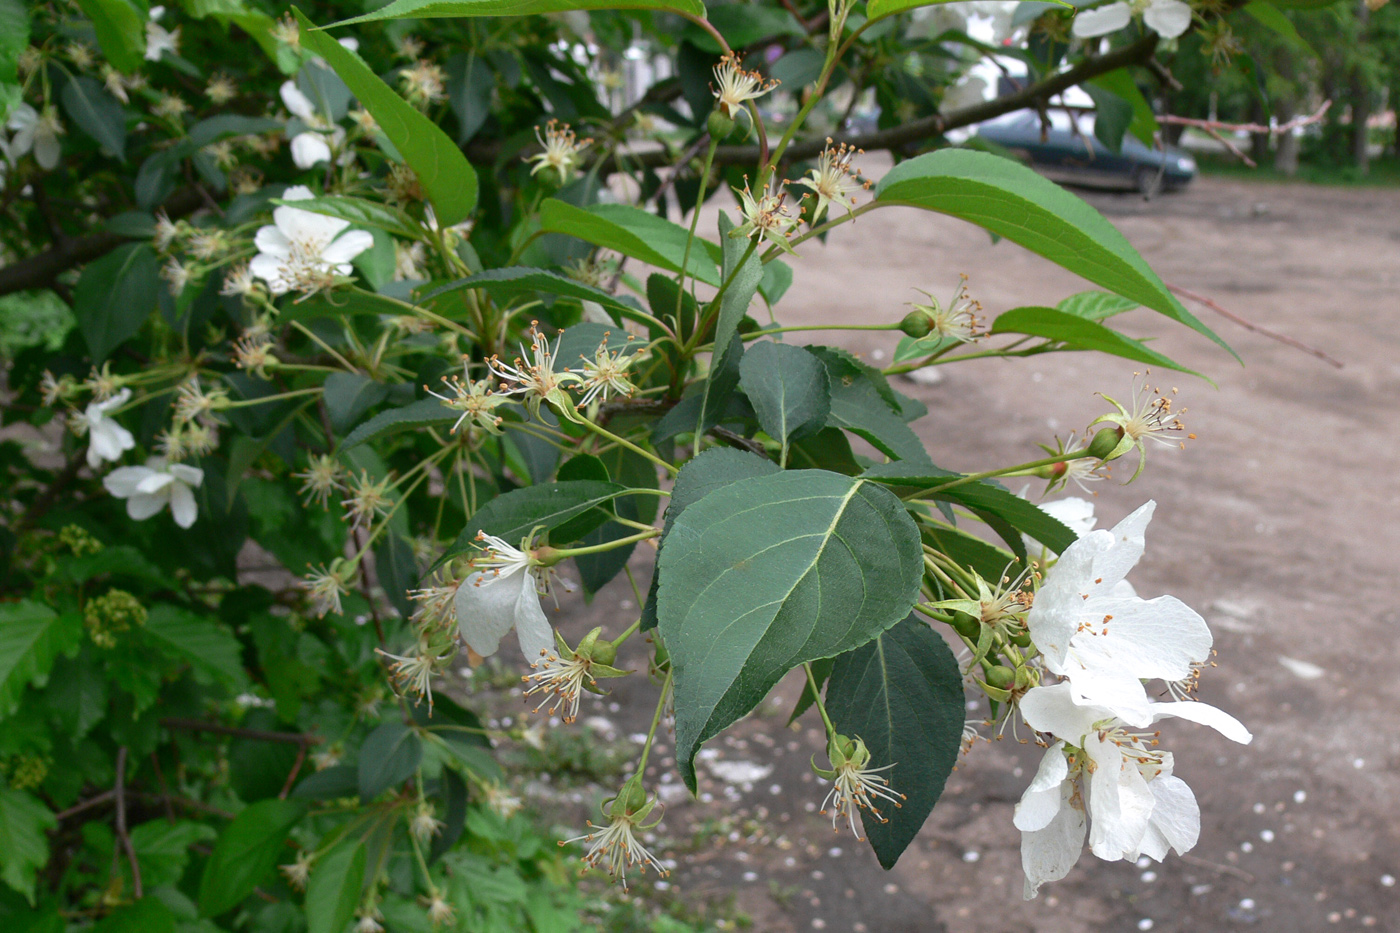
top-left (899, 308), bottom-right (934, 338)
top-left (949, 609), bottom-right (980, 639)
top-left (985, 665), bottom-right (1016, 690)
top-left (1086, 426), bottom-right (1125, 461)
top-left (706, 108), bottom-right (736, 140)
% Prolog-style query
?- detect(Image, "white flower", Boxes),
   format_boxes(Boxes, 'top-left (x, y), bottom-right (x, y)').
top-left (1026, 502), bottom-right (1212, 725)
top-left (8, 104), bottom-right (63, 170)
top-left (279, 81), bottom-right (344, 168)
top-left (289, 132), bottom-right (332, 168)
top-left (796, 140), bottom-right (868, 223)
top-left (453, 534), bottom-right (555, 661)
top-left (103, 457), bottom-right (204, 528)
top-left (1015, 682), bottom-right (1249, 897)
top-left (1073, 0), bottom-right (1192, 38)
top-left (249, 185), bottom-right (374, 295)
top-left (79, 388), bottom-right (136, 469)
top-left (711, 52), bottom-right (777, 118)
top-left (145, 6), bottom-right (182, 61)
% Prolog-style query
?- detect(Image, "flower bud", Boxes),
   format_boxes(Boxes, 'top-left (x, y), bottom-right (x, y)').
top-left (615, 773), bottom-right (649, 816)
top-left (985, 665), bottom-right (1016, 690)
top-left (949, 609), bottom-right (980, 639)
top-left (706, 108), bottom-right (736, 140)
top-left (899, 309), bottom-right (934, 338)
top-left (1086, 426), bottom-right (1124, 461)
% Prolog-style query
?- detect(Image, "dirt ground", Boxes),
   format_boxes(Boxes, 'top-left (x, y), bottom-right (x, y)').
top-left (525, 171), bottom-right (1400, 933)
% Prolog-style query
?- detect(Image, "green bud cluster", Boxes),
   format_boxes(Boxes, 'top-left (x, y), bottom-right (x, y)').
top-left (84, 589), bottom-right (147, 649)
top-left (59, 524), bottom-right (103, 556)
top-left (3, 754), bottom-right (52, 790)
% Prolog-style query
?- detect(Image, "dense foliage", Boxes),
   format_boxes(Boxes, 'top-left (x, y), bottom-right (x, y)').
top-left (0, 0), bottom-right (1308, 928)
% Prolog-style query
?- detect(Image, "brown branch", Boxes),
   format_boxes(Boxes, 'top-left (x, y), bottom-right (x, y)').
top-left (1157, 100), bottom-right (1332, 137)
top-left (0, 187), bottom-right (205, 298)
top-left (56, 789), bottom-right (116, 821)
top-left (160, 718), bottom-right (322, 745)
top-left (114, 747), bottom-right (142, 898)
top-left (278, 740), bottom-right (309, 800)
top-left (1166, 283), bottom-right (1343, 369)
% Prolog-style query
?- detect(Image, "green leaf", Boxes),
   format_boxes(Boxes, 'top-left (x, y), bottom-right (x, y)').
top-left (198, 799), bottom-right (305, 916)
top-left (281, 196), bottom-right (422, 240)
top-left (187, 114), bottom-right (282, 148)
top-left (1082, 81), bottom-right (1133, 154)
top-left (92, 898), bottom-right (175, 933)
top-left (683, 3), bottom-right (802, 50)
top-left (697, 212), bottom-right (764, 435)
top-left (0, 0), bottom-right (30, 122)
top-left (358, 721), bottom-right (424, 800)
top-left (538, 201), bottom-right (719, 286)
top-left (639, 448), bottom-right (780, 631)
top-left (60, 76), bottom-right (127, 160)
top-left (144, 605), bottom-right (249, 688)
top-left (809, 347), bottom-right (927, 462)
top-left (1242, 1), bottom-right (1314, 55)
top-left (874, 149), bottom-right (1235, 360)
top-left (339, 397), bottom-right (457, 450)
top-left (1088, 69), bottom-right (1159, 148)
top-left (129, 820), bottom-right (216, 889)
top-left (291, 765), bottom-right (359, 800)
top-left (0, 788), bottom-right (55, 904)
top-left (921, 521), bottom-right (1019, 585)
top-left (991, 306), bottom-right (1198, 375)
top-left (324, 372), bottom-right (390, 434)
top-left (423, 267), bottom-right (652, 329)
top-left (862, 461), bottom-right (1076, 555)
top-left (294, 9), bottom-right (477, 226)
top-left (0, 601), bottom-right (83, 719)
top-left (658, 470), bottom-right (923, 790)
top-left (739, 341), bottom-right (830, 460)
top-left (329, 0), bottom-right (705, 28)
top-left (305, 842), bottom-right (366, 933)
top-left (440, 479), bottom-right (629, 561)
top-left (824, 615), bottom-right (964, 868)
top-left (74, 0), bottom-right (147, 73)
top-left (1056, 290), bottom-right (1138, 320)
top-left (866, 0), bottom-right (982, 20)
top-left (73, 243), bottom-right (160, 361)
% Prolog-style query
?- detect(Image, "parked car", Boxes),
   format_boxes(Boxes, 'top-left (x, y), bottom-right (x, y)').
top-left (972, 109), bottom-right (1196, 195)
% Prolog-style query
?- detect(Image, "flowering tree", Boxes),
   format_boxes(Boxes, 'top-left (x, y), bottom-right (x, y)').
top-left (0, 0), bottom-right (1281, 927)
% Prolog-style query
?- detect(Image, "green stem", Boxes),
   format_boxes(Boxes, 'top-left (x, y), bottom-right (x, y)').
top-left (744, 321), bottom-right (899, 340)
top-left (635, 670), bottom-right (673, 775)
top-left (675, 138), bottom-right (721, 322)
top-left (613, 617), bottom-right (641, 646)
top-left (901, 451), bottom-right (1093, 501)
top-left (803, 662), bottom-right (837, 739)
top-left (542, 528), bottom-right (658, 560)
top-left (288, 320), bottom-right (357, 372)
top-left (222, 385), bottom-right (323, 409)
top-left (687, 237), bottom-right (759, 355)
top-left (575, 417), bottom-right (678, 475)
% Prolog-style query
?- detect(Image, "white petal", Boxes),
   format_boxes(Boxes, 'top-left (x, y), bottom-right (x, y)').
top-left (1042, 497), bottom-right (1097, 538)
top-left (89, 421), bottom-right (136, 465)
top-left (1088, 501), bottom-right (1153, 591)
top-left (35, 130), bottom-right (61, 170)
top-left (1085, 732), bottom-right (1153, 860)
top-left (249, 253), bottom-right (288, 291)
top-left (254, 224), bottom-right (292, 258)
top-left (1027, 532), bottom-right (1111, 670)
top-left (1062, 594), bottom-right (1212, 689)
top-left (1014, 743), bottom-right (1070, 832)
top-left (454, 567), bottom-right (528, 657)
top-left (92, 388), bottom-right (132, 414)
top-left (1134, 772), bottom-right (1199, 861)
top-left (513, 571), bottom-right (555, 662)
top-left (1019, 683), bottom-right (1104, 742)
top-left (1145, 0), bottom-right (1193, 37)
top-left (169, 482), bottom-right (198, 528)
top-left (7, 103), bottom-right (36, 133)
top-left (290, 132), bottom-right (332, 168)
top-left (275, 205), bottom-right (348, 246)
top-left (104, 466), bottom-right (156, 498)
top-left (320, 230), bottom-right (374, 266)
top-left (338, 37), bottom-right (360, 52)
top-left (127, 492), bottom-right (168, 521)
top-left (1020, 781), bottom-right (1086, 899)
top-left (1150, 700), bottom-right (1253, 744)
top-left (168, 463), bottom-right (204, 487)
top-left (135, 471), bottom-right (176, 495)
top-left (279, 81), bottom-right (318, 121)
top-left (1072, 3), bottom-right (1133, 37)
top-left (282, 185), bottom-right (315, 202)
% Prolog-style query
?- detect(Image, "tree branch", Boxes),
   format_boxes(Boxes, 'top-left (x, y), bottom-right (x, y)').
top-left (0, 187), bottom-right (204, 298)
top-left (160, 718), bottom-right (322, 745)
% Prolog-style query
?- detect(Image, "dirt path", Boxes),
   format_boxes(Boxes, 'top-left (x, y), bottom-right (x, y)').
top-left (541, 174), bottom-right (1400, 932)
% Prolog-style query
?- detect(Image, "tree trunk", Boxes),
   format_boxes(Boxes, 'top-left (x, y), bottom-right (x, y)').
top-left (1249, 100), bottom-right (1271, 164)
top-left (1274, 101), bottom-right (1300, 176)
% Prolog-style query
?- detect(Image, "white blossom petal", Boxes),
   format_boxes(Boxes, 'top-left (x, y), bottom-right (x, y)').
top-left (1072, 2), bottom-right (1133, 37)
top-left (169, 482), bottom-right (198, 528)
top-left (1149, 700), bottom-right (1253, 744)
top-left (127, 491), bottom-right (169, 520)
top-left (1135, 772), bottom-right (1200, 860)
top-left (1144, 0), bottom-right (1193, 37)
top-left (513, 572), bottom-right (555, 662)
top-left (455, 567), bottom-right (532, 658)
top-left (135, 471), bottom-right (177, 496)
top-left (168, 463), bottom-right (205, 487)
top-left (1015, 743), bottom-right (1071, 832)
top-left (290, 132), bottom-right (332, 168)
top-left (103, 466), bottom-right (156, 498)
top-left (279, 81), bottom-right (318, 122)
top-left (1084, 732), bottom-right (1153, 861)
top-left (320, 229), bottom-right (374, 266)
top-left (1020, 683), bottom-right (1104, 741)
top-left (254, 225), bottom-right (293, 258)
top-left (1021, 781), bottom-right (1086, 899)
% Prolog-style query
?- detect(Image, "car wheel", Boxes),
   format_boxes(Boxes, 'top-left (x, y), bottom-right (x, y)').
top-left (1133, 166), bottom-right (1164, 199)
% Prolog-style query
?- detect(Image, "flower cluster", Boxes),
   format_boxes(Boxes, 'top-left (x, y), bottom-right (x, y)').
top-left (1012, 502), bottom-right (1251, 897)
